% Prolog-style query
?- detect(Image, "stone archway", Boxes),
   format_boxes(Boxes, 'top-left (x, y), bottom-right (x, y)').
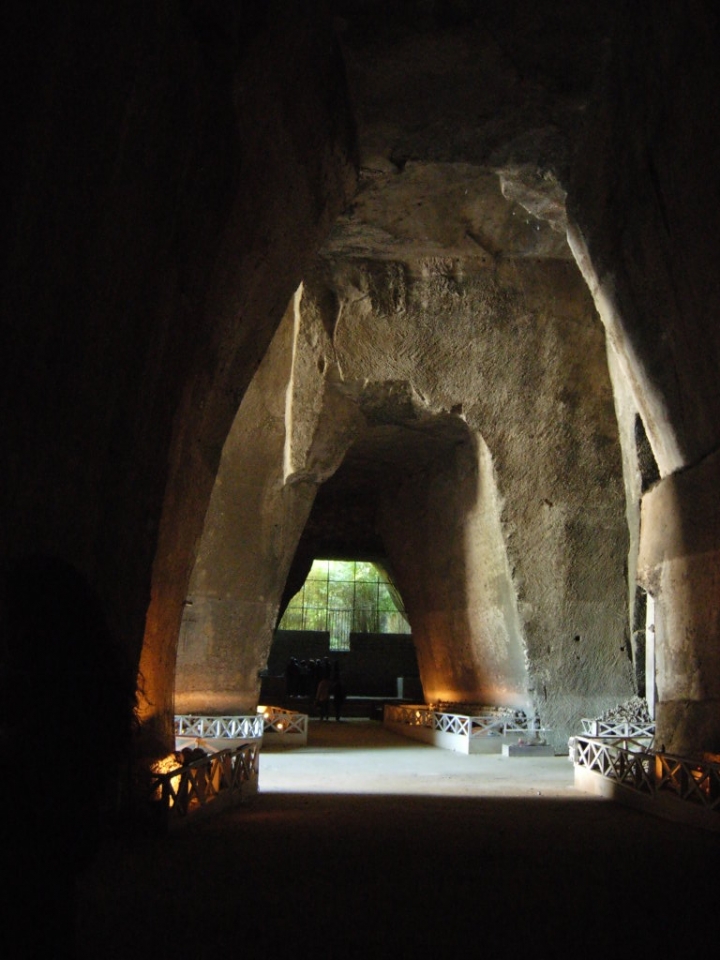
top-left (287, 249), bottom-right (632, 749)
top-left (7, 2), bottom-right (720, 776)
top-left (174, 294), bottom-right (319, 716)
top-left (177, 216), bottom-right (635, 750)
top-left (122, 9), bottom-right (358, 756)
top-left (175, 4), bottom-right (664, 753)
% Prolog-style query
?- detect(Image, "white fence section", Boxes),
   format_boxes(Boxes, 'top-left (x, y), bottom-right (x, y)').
top-left (570, 734), bottom-right (720, 831)
top-left (175, 707), bottom-right (308, 748)
top-left (257, 705), bottom-right (308, 745)
top-left (148, 743), bottom-right (259, 830)
top-left (384, 704), bottom-right (545, 754)
top-left (175, 714), bottom-right (264, 740)
top-left (580, 718), bottom-right (655, 740)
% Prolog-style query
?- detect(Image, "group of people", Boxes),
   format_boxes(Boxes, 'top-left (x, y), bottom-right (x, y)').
top-left (285, 656), bottom-right (346, 721)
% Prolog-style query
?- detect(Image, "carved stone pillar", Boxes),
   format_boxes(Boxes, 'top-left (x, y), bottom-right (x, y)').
top-left (637, 450), bottom-right (720, 757)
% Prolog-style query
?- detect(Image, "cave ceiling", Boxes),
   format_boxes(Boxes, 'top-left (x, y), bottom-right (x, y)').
top-left (286, 0), bottom-right (619, 586)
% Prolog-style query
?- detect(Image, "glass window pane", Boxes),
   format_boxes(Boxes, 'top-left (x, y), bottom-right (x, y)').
top-left (377, 583), bottom-right (399, 611)
top-left (307, 559), bottom-right (329, 581)
top-left (354, 561), bottom-right (376, 583)
top-left (353, 605), bottom-right (378, 633)
top-left (354, 581), bottom-right (375, 607)
top-left (303, 579), bottom-right (328, 608)
top-left (329, 560), bottom-right (355, 582)
top-left (379, 610), bottom-right (410, 633)
top-left (305, 607), bottom-right (327, 631)
top-left (277, 557), bottom-right (409, 636)
top-left (328, 580), bottom-right (353, 608)
top-left (286, 587), bottom-right (304, 610)
top-left (329, 609), bottom-right (352, 649)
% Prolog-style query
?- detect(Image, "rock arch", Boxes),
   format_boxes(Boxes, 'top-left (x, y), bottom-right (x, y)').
top-left (4, 1), bottom-right (720, 773)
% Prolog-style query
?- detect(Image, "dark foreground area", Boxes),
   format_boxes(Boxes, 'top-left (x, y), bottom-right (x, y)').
top-left (76, 722), bottom-right (720, 959)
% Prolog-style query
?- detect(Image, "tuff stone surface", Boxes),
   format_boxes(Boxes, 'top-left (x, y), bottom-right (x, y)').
top-left (570, 1), bottom-right (720, 753)
top-left (5, 1), bottom-right (720, 769)
top-left (176, 3), bottom-right (638, 750)
top-left (284, 253), bottom-right (633, 748)
top-left (9, 7), bottom-right (720, 954)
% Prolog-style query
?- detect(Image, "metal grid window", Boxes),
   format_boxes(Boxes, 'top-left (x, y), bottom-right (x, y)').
top-left (278, 559), bottom-right (410, 650)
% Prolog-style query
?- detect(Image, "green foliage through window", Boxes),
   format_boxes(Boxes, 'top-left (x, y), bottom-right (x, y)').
top-left (279, 559), bottom-right (410, 650)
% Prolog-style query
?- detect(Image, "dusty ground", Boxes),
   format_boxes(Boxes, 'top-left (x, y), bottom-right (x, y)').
top-left (76, 720), bottom-right (720, 959)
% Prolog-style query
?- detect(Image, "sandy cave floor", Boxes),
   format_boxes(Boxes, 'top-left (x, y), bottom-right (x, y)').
top-left (76, 720), bottom-right (720, 959)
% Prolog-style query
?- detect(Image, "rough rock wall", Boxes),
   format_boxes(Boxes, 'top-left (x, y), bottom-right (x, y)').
top-left (569, 2), bottom-right (720, 475)
top-left (1, 2), bottom-right (355, 756)
top-left (638, 451), bottom-right (720, 755)
top-left (568, 1), bottom-right (720, 755)
top-left (292, 246), bottom-right (633, 748)
top-left (175, 299), bottom-right (317, 715)
top-left (604, 345), bottom-right (646, 689)
top-left (378, 432), bottom-right (530, 710)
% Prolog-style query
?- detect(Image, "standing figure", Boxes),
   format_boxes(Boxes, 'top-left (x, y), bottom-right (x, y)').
top-left (315, 675), bottom-right (332, 721)
top-left (333, 673), bottom-right (346, 722)
top-left (285, 657), bottom-right (300, 697)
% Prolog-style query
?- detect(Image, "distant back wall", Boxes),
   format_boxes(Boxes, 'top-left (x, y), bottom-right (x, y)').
top-left (268, 630), bottom-right (420, 697)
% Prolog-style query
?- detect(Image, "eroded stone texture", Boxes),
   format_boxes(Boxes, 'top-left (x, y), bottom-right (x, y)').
top-left (568, 1), bottom-right (720, 754)
top-left (130, 10), bottom-right (357, 751)
top-left (131, 2), bottom-right (720, 761)
top-left (175, 300), bottom-right (318, 715)
top-left (569, 3), bottom-right (720, 475)
top-left (172, 2), bottom-right (637, 752)
top-left (11, 0), bottom-right (720, 773)
top-left (282, 244), bottom-right (633, 749)
top-left (378, 431), bottom-right (530, 710)
top-left (603, 345), bottom-right (647, 689)
top-left (637, 450), bottom-right (720, 757)
top-left (175, 10), bottom-right (638, 745)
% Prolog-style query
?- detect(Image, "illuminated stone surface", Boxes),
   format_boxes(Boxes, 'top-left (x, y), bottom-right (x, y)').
top-left (3, 0), bottom-right (720, 864)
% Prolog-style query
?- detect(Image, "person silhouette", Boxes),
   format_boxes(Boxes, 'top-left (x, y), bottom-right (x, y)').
top-left (315, 675), bottom-right (332, 721)
top-left (333, 672), bottom-right (346, 721)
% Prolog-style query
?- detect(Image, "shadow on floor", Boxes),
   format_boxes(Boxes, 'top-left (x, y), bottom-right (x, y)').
top-left (76, 722), bottom-right (720, 958)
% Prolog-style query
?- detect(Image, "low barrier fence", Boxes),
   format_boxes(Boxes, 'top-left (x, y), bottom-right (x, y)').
top-left (258, 705), bottom-right (308, 742)
top-left (385, 704), bottom-right (537, 735)
top-left (175, 714), bottom-right (264, 740)
top-left (570, 735), bottom-right (720, 819)
top-left (384, 704), bottom-right (544, 753)
top-left (148, 742), bottom-right (259, 829)
top-left (580, 718), bottom-right (655, 739)
top-left (175, 707), bottom-right (308, 746)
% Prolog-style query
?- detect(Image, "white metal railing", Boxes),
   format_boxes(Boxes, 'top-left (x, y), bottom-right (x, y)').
top-left (175, 714), bottom-right (264, 740)
top-left (570, 735), bottom-right (720, 812)
top-left (175, 708), bottom-right (308, 744)
top-left (654, 751), bottom-right (720, 810)
top-left (570, 736), bottom-right (655, 793)
top-left (580, 718), bottom-right (655, 739)
top-left (384, 704), bottom-right (542, 739)
top-left (148, 743), bottom-right (259, 828)
top-left (257, 705), bottom-right (309, 739)
top-left (434, 712), bottom-right (473, 737)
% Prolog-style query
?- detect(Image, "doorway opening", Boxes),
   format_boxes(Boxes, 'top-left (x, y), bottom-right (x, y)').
top-left (277, 558), bottom-right (410, 650)
top-left (266, 557), bottom-right (419, 703)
